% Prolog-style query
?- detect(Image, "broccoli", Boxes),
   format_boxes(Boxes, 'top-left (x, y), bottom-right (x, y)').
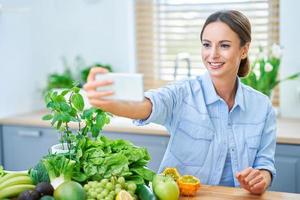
top-left (29, 160), bottom-right (50, 184)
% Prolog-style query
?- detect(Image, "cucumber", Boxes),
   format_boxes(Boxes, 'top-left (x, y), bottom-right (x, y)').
top-left (136, 184), bottom-right (157, 200)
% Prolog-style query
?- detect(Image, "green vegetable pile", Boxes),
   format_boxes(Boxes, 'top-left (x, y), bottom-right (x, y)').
top-left (41, 86), bottom-right (155, 186)
top-left (72, 136), bottom-right (155, 184)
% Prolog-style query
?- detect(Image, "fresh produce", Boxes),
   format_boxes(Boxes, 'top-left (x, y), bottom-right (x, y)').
top-left (177, 175), bottom-right (201, 196)
top-left (53, 181), bottom-right (86, 200)
top-left (135, 184), bottom-right (157, 200)
top-left (17, 189), bottom-right (41, 200)
top-left (43, 87), bottom-right (156, 184)
top-left (40, 87), bottom-right (156, 199)
top-left (0, 174), bottom-right (32, 190)
top-left (0, 171), bottom-right (28, 184)
top-left (0, 165), bottom-right (5, 177)
top-left (35, 182), bottom-right (54, 196)
top-left (40, 195), bottom-right (55, 200)
top-left (152, 174), bottom-right (179, 200)
top-left (73, 136), bottom-right (156, 184)
top-left (29, 159), bottom-right (50, 184)
top-left (42, 154), bottom-right (75, 189)
top-left (83, 176), bottom-right (137, 200)
top-left (0, 172), bottom-right (35, 199)
top-left (0, 184), bottom-right (35, 199)
top-left (162, 167), bottom-right (181, 181)
top-left (115, 190), bottom-right (134, 200)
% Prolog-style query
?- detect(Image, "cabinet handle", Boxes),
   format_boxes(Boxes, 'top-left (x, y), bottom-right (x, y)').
top-left (17, 130), bottom-right (41, 137)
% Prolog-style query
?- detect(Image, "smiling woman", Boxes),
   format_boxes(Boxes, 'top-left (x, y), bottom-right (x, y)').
top-left (84, 10), bottom-right (276, 195)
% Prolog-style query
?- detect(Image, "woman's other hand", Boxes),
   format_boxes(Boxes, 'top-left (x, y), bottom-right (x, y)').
top-left (236, 167), bottom-right (271, 195)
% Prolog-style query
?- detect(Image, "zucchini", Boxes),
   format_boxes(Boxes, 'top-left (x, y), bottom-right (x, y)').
top-left (136, 184), bottom-right (157, 200)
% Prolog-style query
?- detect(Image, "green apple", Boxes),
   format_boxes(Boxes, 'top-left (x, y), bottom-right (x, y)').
top-left (152, 174), bottom-right (180, 200)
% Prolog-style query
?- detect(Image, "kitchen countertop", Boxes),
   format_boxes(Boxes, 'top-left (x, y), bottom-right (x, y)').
top-left (0, 110), bottom-right (300, 144)
top-left (180, 185), bottom-right (300, 199)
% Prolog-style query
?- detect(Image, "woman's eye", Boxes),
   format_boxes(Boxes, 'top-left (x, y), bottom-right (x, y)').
top-left (202, 43), bottom-right (210, 48)
top-left (221, 44), bottom-right (230, 49)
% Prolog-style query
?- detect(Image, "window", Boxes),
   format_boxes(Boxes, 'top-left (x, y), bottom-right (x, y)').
top-left (136, 0), bottom-right (279, 105)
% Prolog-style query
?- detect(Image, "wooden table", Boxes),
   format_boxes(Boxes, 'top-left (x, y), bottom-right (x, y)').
top-left (180, 185), bottom-right (300, 200)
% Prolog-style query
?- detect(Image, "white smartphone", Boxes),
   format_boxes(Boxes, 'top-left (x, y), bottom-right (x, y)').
top-left (95, 73), bottom-right (144, 102)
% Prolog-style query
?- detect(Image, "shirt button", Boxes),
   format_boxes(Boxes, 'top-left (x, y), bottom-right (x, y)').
top-left (231, 148), bottom-right (235, 152)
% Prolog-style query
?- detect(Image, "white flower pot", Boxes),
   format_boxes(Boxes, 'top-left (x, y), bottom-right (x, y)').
top-left (50, 143), bottom-right (71, 154)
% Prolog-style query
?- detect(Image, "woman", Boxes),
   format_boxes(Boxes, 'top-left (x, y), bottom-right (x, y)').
top-left (84, 10), bottom-right (276, 195)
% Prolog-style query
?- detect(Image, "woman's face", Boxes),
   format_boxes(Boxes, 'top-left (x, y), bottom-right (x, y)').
top-left (201, 21), bottom-right (249, 79)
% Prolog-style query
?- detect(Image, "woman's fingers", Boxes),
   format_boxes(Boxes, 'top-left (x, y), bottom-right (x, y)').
top-left (89, 98), bottom-right (114, 109)
top-left (250, 180), bottom-right (266, 194)
top-left (236, 167), bottom-right (252, 184)
top-left (244, 169), bottom-right (260, 184)
top-left (248, 174), bottom-right (264, 187)
top-left (84, 79), bottom-right (113, 91)
top-left (87, 90), bottom-right (114, 99)
top-left (87, 67), bottom-right (109, 82)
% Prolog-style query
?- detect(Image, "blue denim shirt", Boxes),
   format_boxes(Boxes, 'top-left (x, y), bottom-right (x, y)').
top-left (134, 72), bottom-right (276, 187)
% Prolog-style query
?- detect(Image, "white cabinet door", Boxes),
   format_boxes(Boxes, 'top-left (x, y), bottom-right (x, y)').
top-left (2, 125), bottom-right (59, 170)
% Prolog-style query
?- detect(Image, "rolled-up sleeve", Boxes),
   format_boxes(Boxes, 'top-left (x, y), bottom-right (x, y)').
top-left (133, 81), bottom-right (186, 127)
top-left (253, 103), bottom-right (277, 185)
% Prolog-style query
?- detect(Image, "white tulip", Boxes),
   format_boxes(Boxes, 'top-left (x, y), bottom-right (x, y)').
top-left (254, 65), bottom-right (261, 78)
top-left (271, 43), bottom-right (282, 59)
top-left (254, 62), bottom-right (260, 70)
top-left (264, 62), bottom-right (273, 72)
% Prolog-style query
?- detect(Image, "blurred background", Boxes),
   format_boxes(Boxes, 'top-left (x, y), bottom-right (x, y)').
top-left (0, 0), bottom-right (299, 118)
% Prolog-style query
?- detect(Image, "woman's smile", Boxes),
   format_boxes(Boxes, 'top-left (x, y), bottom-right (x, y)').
top-left (208, 61), bottom-right (225, 70)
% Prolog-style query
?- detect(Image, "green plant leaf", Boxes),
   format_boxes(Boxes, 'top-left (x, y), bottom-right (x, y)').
top-left (42, 114), bottom-right (53, 120)
top-left (61, 89), bottom-right (70, 96)
top-left (56, 120), bottom-right (62, 129)
top-left (72, 87), bottom-right (80, 93)
top-left (71, 93), bottom-right (84, 111)
top-left (91, 125), bottom-right (100, 138)
top-left (59, 102), bottom-right (71, 112)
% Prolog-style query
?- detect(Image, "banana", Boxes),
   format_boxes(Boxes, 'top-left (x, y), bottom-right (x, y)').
top-left (0, 172), bottom-right (28, 185)
top-left (0, 184), bottom-right (35, 199)
top-left (0, 175), bottom-right (33, 190)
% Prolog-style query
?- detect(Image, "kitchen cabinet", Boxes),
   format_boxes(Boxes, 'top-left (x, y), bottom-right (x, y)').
top-left (1, 125), bottom-right (59, 170)
top-left (270, 144), bottom-right (300, 193)
top-left (0, 125), bottom-right (169, 172)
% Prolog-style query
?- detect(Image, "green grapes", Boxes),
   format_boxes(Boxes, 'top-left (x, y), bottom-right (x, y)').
top-left (83, 176), bottom-right (137, 200)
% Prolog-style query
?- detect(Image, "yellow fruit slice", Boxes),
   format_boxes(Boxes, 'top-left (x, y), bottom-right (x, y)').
top-left (162, 167), bottom-right (181, 181)
top-left (115, 190), bottom-right (133, 200)
top-left (177, 175), bottom-right (201, 196)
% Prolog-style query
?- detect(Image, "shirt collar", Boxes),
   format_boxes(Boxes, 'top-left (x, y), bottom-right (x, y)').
top-left (202, 72), bottom-right (220, 105)
top-left (201, 72), bottom-right (245, 111)
top-left (234, 77), bottom-right (245, 111)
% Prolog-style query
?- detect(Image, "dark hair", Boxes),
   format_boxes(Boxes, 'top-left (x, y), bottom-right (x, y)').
top-left (200, 10), bottom-right (251, 77)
